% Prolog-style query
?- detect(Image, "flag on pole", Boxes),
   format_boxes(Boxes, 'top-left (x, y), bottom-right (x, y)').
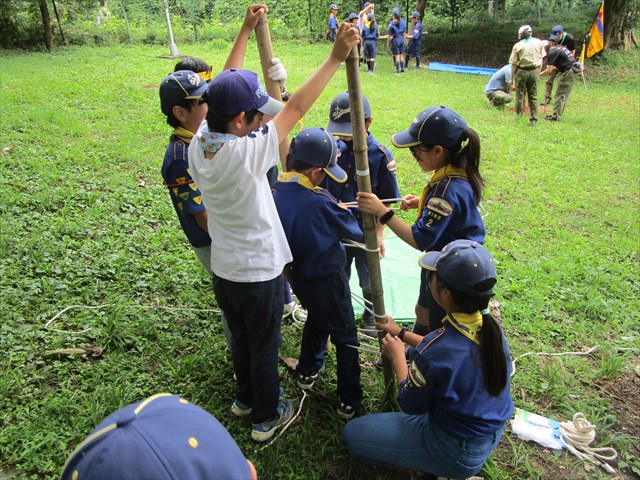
top-left (587, 1), bottom-right (604, 58)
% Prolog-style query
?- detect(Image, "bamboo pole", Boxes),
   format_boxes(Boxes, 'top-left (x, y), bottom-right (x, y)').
top-left (344, 45), bottom-right (395, 408)
top-left (255, 16), bottom-right (283, 101)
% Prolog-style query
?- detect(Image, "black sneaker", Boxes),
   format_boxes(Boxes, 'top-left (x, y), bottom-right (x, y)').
top-left (545, 115), bottom-right (558, 121)
top-left (297, 370), bottom-right (320, 390)
top-left (337, 402), bottom-right (356, 420)
top-left (529, 118), bottom-right (537, 126)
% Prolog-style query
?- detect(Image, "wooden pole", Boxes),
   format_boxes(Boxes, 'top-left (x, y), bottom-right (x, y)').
top-left (344, 45), bottom-right (396, 408)
top-left (255, 16), bottom-right (283, 101)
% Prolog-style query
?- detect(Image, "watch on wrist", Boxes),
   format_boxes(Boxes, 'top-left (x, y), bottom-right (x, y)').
top-left (379, 209), bottom-right (395, 225)
top-left (398, 326), bottom-right (407, 340)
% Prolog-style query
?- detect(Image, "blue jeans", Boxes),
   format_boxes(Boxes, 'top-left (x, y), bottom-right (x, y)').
top-left (343, 412), bottom-right (503, 478)
top-left (213, 275), bottom-right (283, 424)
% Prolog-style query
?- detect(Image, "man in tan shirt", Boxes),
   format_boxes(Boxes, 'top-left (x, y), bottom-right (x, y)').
top-left (509, 25), bottom-right (547, 125)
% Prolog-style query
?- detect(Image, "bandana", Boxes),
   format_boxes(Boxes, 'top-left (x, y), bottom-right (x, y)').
top-left (444, 311), bottom-right (483, 345)
top-left (415, 164), bottom-right (467, 221)
top-left (195, 126), bottom-right (238, 155)
top-left (277, 172), bottom-right (316, 191)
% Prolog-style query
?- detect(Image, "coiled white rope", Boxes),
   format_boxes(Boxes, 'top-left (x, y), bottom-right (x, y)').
top-left (559, 412), bottom-right (618, 474)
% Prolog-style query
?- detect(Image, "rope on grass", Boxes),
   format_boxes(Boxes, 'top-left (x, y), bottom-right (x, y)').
top-left (260, 389), bottom-right (308, 450)
top-left (560, 412), bottom-right (618, 474)
top-left (510, 345), bottom-right (598, 377)
top-left (44, 303), bottom-right (221, 334)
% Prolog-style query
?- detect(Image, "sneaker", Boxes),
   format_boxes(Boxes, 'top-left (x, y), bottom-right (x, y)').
top-left (231, 399), bottom-right (252, 417)
top-left (529, 118), bottom-right (537, 126)
top-left (337, 402), bottom-right (356, 420)
top-left (251, 400), bottom-right (294, 442)
top-left (545, 115), bottom-right (558, 121)
top-left (297, 370), bottom-right (320, 390)
top-left (413, 67), bottom-right (420, 71)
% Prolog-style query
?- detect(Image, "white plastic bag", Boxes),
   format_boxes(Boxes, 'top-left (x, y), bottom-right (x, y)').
top-left (510, 408), bottom-right (566, 450)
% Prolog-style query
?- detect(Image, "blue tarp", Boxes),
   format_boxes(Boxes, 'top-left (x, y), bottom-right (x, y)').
top-left (428, 62), bottom-right (498, 76)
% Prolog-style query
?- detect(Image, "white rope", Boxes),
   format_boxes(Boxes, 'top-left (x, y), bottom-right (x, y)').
top-left (510, 346), bottom-right (598, 377)
top-left (340, 197), bottom-right (405, 208)
top-left (44, 303), bottom-right (221, 334)
top-left (260, 390), bottom-right (308, 450)
top-left (350, 291), bottom-right (386, 319)
top-left (342, 238), bottom-right (380, 253)
top-left (560, 413), bottom-right (618, 474)
top-left (346, 341), bottom-right (380, 354)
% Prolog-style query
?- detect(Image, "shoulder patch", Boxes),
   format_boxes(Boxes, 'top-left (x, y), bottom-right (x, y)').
top-left (377, 145), bottom-right (397, 172)
top-left (407, 360), bottom-right (427, 388)
top-left (427, 197), bottom-right (453, 216)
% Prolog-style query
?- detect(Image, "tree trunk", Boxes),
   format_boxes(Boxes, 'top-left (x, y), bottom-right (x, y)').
top-left (605, 0), bottom-right (639, 50)
top-left (415, 0), bottom-right (426, 20)
top-left (39, 0), bottom-right (53, 51)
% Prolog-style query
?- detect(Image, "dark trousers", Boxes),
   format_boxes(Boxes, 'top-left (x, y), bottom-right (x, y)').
top-left (213, 274), bottom-right (283, 424)
top-left (515, 67), bottom-right (540, 120)
top-left (292, 271), bottom-right (362, 407)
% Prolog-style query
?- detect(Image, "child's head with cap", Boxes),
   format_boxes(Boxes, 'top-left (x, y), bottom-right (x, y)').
top-left (326, 91), bottom-right (372, 140)
top-left (175, 56), bottom-right (214, 82)
top-left (159, 70), bottom-right (208, 129)
top-left (286, 127), bottom-right (347, 184)
top-left (61, 393), bottom-right (257, 480)
top-left (204, 68), bottom-right (284, 135)
top-left (348, 12), bottom-right (358, 23)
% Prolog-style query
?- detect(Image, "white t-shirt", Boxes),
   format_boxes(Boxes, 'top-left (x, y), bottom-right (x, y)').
top-left (188, 120), bottom-right (292, 282)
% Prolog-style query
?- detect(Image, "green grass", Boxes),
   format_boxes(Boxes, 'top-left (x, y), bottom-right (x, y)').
top-left (1, 40), bottom-right (639, 479)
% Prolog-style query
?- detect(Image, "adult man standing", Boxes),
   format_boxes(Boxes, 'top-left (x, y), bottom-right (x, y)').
top-left (484, 64), bottom-right (512, 107)
top-left (541, 43), bottom-right (581, 122)
top-left (543, 25), bottom-right (576, 106)
top-left (509, 25), bottom-right (547, 125)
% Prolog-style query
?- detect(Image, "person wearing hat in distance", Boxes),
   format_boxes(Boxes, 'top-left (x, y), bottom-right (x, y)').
top-left (323, 92), bottom-right (400, 337)
top-left (188, 4), bottom-right (359, 442)
top-left (346, 13), bottom-right (362, 64)
top-left (357, 106), bottom-right (486, 337)
top-left (484, 64), bottom-right (513, 107)
top-left (509, 25), bottom-right (547, 125)
top-left (328, 4), bottom-right (340, 42)
top-left (540, 41), bottom-right (581, 122)
top-left (387, 7), bottom-right (407, 74)
top-left (543, 25), bottom-right (575, 106)
top-left (405, 11), bottom-right (423, 71)
top-left (273, 127), bottom-right (364, 420)
top-left (343, 240), bottom-right (513, 478)
top-left (61, 393), bottom-right (258, 480)
top-left (361, 12), bottom-right (381, 74)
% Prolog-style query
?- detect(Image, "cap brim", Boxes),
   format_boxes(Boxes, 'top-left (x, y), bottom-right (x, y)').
top-left (185, 81), bottom-right (208, 100)
top-left (549, 33), bottom-right (561, 40)
top-left (258, 97), bottom-right (285, 117)
top-left (324, 164), bottom-right (347, 183)
top-left (418, 250), bottom-right (441, 270)
top-left (391, 129), bottom-right (421, 148)
top-left (327, 120), bottom-right (353, 137)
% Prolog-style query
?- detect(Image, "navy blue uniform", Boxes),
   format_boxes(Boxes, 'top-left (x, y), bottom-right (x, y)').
top-left (273, 173), bottom-right (363, 408)
top-left (322, 134), bottom-right (400, 289)
top-left (161, 133), bottom-right (210, 248)
top-left (388, 18), bottom-right (406, 55)
top-left (407, 21), bottom-right (422, 58)
top-left (362, 23), bottom-right (378, 59)
top-left (413, 165), bottom-right (485, 330)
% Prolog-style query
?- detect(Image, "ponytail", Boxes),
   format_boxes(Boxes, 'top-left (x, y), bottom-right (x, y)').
top-left (435, 274), bottom-right (508, 396)
top-left (444, 127), bottom-right (484, 205)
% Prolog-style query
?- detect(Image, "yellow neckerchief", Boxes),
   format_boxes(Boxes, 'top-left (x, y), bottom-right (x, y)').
top-left (415, 164), bottom-right (467, 221)
top-left (277, 171), bottom-right (316, 191)
top-left (443, 311), bottom-right (483, 345)
top-left (172, 127), bottom-right (194, 144)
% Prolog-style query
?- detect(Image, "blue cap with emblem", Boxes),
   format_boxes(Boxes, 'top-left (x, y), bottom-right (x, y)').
top-left (419, 240), bottom-right (496, 297)
top-left (410, 11), bottom-right (420, 19)
top-left (391, 105), bottom-right (467, 149)
top-left (549, 25), bottom-right (564, 41)
top-left (330, 3), bottom-right (339, 10)
top-left (206, 68), bottom-right (283, 118)
top-left (348, 12), bottom-right (358, 21)
top-left (392, 7), bottom-right (401, 16)
top-left (159, 70), bottom-right (208, 116)
top-left (326, 91), bottom-right (371, 137)
top-left (289, 127), bottom-right (347, 183)
top-left (61, 393), bottom-right (253, 480)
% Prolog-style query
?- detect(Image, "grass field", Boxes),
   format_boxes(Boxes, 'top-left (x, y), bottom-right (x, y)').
top-left (1, 39), bottom-right (639, 479)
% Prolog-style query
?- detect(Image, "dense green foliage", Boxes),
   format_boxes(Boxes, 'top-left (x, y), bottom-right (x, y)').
top-left (1, 0), bottom-right (605, 49)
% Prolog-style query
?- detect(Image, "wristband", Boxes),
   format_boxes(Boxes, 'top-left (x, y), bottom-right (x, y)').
top-left (398, 326), bottom-right (407, 340)
top-left (379, 209), bottom-right (395, 225)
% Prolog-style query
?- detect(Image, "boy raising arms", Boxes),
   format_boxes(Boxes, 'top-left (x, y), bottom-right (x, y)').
top-left (188, 5), bottom-right (359, 442)
top-left (273, 127), bottom-right (364, 420)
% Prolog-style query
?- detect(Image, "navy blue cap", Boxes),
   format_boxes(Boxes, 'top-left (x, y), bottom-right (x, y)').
top-left (549, 25), bottom-right (564, 41)
top-left (160, 70), bottom-right (207, 116)
top-left (61, 393), bottom-right (252, 480)
top-left (289, 127), bottom-right (346, 183)
top-left (419, 240), bottom-right (496, 297)
top-left (326, 91), bottom-right (372, 137)
top-left (392, 7), bottom-right (400, 16)
top-left (367, 12), bottom-right (374, 20)
top-left (363, 2), bottom-right (371, 7)
top-left (330, 3), bottom-right (339, 10)
top-left (206, 68), bottom-right (283, 117)
top-left (410, 11), bottom-right (420, 18)
top-left (348, 12), bottom-right (358, 21)
top-left (392, 106), bottom-right (467, 149)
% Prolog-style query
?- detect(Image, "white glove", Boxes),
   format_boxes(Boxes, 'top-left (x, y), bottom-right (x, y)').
top-left (267, 57), bottom-right (287, 85)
